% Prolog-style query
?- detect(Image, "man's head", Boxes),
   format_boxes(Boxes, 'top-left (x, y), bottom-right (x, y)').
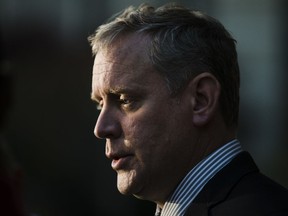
top-left (89, 3), bottom-right (240, 128)
top-left (89, 3), bottom-right (240, 206)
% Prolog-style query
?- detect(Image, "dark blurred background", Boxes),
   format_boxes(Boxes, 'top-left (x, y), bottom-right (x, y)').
top-left (1, 0), bottom-right (287, 215)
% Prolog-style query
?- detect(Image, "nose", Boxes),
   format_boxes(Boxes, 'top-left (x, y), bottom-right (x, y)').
top-left (94, 107), bottom-right (122, 139)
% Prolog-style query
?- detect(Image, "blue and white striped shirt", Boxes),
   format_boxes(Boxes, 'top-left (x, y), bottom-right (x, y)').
top-left (155, 139), bottom-right (242, 216)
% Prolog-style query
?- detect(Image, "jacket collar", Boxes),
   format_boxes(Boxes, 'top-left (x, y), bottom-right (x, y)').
top-left (184, 151), bottom-right (259, 216)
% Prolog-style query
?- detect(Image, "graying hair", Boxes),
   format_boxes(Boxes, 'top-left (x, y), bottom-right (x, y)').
top-left (88, 3), bottom-right (240, 127)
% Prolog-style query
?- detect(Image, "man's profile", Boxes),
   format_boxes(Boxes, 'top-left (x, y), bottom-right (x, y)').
top-left (89, 3), bottom-right (288, 215)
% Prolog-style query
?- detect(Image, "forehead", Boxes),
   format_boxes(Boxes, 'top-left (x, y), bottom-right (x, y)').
top-left (93, 49), bottom-right (148, 80)
top-left (91, 34), bottom-right (164, 97)
top-left (94, 34), bottom-right (151, 71)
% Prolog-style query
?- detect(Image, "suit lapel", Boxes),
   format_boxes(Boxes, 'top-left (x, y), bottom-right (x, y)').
top-left (184, 152), bottom-right (259, 216)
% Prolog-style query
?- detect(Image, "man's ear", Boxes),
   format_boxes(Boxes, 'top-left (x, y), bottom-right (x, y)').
top-left (188, 72), bottom-right (221, 127)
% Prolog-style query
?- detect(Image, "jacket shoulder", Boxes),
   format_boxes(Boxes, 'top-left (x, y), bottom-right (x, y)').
top-left (185, 152), bottom-right (288, 216)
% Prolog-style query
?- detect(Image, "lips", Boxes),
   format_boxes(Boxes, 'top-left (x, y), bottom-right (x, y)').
top-left (110, 155), bottom-right (133, 170)
top-left (105, 142), bottom-right (133, 170)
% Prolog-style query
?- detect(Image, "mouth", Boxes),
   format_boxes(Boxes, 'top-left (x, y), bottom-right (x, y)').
top-left (111, 155), bottom-right (133, 170)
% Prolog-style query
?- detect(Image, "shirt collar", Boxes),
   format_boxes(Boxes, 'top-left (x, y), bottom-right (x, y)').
top-left (155, 139), bottom-right (242, 216)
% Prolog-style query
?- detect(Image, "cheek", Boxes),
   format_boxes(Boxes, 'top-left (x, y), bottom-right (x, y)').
top-left (123, 110), bottom-right (174, 162)
top-left (124, 109), bottom-right (170, 141)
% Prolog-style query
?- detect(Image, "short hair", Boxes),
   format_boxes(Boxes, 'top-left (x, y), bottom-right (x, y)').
top-left (88, 3), bottom-right (240, 127)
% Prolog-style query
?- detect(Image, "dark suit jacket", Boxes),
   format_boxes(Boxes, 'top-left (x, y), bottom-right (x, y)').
top-left (184, 152), bottom-right (288, 216)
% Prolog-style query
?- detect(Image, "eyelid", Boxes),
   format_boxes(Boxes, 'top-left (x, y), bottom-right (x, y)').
top-left (119, 98), bottom-right (131, 105)
top-left (119, 95), bottom-right (134, 103)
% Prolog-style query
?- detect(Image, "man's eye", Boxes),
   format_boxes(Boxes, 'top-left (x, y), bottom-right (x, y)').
top-left (96, 101), bottom-right (103, 110)
top-left (120, 98), bottom-right (131, 105)
top-left (96, 104), bottom-right (102, 110)
top-left (119, 96), bottom-right (136, 110)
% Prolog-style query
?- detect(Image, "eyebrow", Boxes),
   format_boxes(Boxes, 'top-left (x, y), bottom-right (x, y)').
top-left (90, 86), bottom-right (138, 102)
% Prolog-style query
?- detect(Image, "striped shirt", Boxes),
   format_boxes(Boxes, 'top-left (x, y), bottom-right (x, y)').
top-left (155, 139), bottom-right (242, 216)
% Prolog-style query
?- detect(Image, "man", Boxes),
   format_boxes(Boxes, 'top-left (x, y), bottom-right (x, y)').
top-left (89, 3), bottom-right (288, 216)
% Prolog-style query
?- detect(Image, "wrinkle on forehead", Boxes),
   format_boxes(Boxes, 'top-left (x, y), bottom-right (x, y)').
top-left (92, 59), bottom-right (152, 89)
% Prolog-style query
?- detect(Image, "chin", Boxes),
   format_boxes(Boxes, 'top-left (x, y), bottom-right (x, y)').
top-left (117, 170), bottom-right (139, 195)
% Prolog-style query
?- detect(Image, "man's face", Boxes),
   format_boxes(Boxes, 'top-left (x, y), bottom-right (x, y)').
top-left (91, 35), bottom-right (199, 203)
